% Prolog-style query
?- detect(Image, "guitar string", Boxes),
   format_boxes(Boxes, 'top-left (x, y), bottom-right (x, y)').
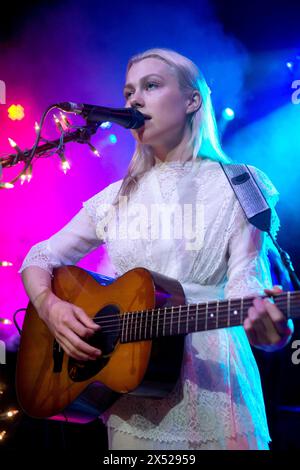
top-left (88, 300), bottom-right (300, 337)
top-left (90, 304), bottom-right (300, 334)
top-left (88, 294), bottom-right (300, 327)
top-left (88, 292), bottom-right (300, 322)
top-left (92, 306), bottom-right (298, 331)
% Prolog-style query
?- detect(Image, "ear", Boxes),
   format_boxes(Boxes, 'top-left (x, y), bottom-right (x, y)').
top-left (186, 91), bottom-right (202, 115)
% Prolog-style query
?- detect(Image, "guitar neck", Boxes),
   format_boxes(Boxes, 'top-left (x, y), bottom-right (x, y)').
top-left (119, 291), bottom-right (300, 343)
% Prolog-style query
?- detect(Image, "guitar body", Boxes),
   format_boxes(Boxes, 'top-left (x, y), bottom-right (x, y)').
top-left (16, 266), bottom-right (185, 420)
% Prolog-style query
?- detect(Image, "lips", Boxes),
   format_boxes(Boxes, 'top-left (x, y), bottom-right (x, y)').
top-left (141, 113), bottom-right (152, 120)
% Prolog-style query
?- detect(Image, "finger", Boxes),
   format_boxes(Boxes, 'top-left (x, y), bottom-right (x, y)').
top-left (253, 297), bottom-right (267, 314)
top-left (55, 335), bottom-right (93, 361)
top-left (63, 329), bottom-right (102, 359)
top-left (73, 307), bottom-right (100, 330)
top-left (263, 299), bottom-right (292, 336)
top-left (244, 316), bottom-right (259, 345)
top-left (58, 314), bottom-right (94, 340)
top-left (264, 285), bottom-right (283, 296)
top-left (247, 305), bottom-right (281, 345)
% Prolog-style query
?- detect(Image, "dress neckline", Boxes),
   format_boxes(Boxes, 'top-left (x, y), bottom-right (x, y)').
top-left (153, 156), bottom-right (202, 169)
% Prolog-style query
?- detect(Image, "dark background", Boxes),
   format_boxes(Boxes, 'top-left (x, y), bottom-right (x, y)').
top-left (0, 0), bottom-right (300, 453)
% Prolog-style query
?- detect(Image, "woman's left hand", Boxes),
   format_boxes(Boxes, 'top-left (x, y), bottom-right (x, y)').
top-left (244, 285), bottom-right (294, 351)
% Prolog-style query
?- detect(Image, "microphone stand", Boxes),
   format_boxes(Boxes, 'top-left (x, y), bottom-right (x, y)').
top-left (0, 123), bottom-right (100, 169)
top-left (270, 234), bottom-right (300, 290)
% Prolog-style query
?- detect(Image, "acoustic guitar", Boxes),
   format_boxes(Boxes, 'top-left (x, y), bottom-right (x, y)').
top-left (16, 265), bottom-right (299, 422)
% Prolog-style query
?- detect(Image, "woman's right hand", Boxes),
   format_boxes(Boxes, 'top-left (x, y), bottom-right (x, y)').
top-left (34, 289), bottom-right (102, 361)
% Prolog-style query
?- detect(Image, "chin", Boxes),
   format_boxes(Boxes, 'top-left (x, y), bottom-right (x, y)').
top-left (135, 130), bottom-right (162, 147)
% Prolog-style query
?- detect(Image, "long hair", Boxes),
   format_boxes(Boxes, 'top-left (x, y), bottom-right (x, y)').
top-left (114, 48), bottom-right (230, 203)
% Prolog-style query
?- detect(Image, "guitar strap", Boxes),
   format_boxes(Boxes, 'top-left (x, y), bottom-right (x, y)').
top-left (220, 162), bottom-right (294, 290)
top-left (220, 163), bottom-right (272, 232)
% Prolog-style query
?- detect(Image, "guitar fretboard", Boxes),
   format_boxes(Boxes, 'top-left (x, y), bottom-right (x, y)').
top-left (115, 291), bottom-right (300, 343)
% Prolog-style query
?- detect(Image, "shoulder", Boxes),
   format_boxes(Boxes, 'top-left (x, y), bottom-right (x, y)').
top-left (203, 160), bottom-right (280, 205)
top-left (83, 179), bottom-right (123, 205)
top-left (197, 158), bottom-right (233, 187)
top-left (247, 165), bottom-right (279, 204)
top-left (82, 179), bottom-right (123, 222)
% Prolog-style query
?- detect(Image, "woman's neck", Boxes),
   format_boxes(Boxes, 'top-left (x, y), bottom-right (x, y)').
top-left (153, 128), bottom-right (194, 164)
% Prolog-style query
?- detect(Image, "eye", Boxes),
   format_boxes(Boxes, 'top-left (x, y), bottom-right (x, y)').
top-left (124, 82), bottom-right (159, 100)
top-left (145, 81), bottom-right (158, 90)
top-left (124, 90), bottom-right (133, 100)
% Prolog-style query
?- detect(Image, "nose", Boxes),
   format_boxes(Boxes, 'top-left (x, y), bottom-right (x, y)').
top-left (128, 91), bottom-right (145, 110)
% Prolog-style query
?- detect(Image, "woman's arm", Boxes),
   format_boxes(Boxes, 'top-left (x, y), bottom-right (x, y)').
top-left (225, 202), bottom-right (293, 351)
top-left (19, 207), bottom-right (104, 360)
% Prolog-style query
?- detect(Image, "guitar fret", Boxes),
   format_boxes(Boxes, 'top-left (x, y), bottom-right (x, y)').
top-left (178, 305), bottom-right (181, 335)
top-left (232, 301), bottom-right (239, 326)
top-left (150, 309), bottom-right (154, 338)
top-left (186, 304), bottom-right (190, 333)
top-left (125, 312), bottom-right (129, 343)
top-left (162, 307), bottom-right (166, 336)
top-left (195, 303), bottom-right (199, 332)
top-left (139, 311), bottom-right (143, 340)
top-left (208, 307), bottom-right (215, 329)
top-left (156, 308), bottom-right (160, 338)
top-left (205, 302), bottom-right (208, 331)
top-left (130, 312), bottom-right (134, 342)
top-left (287, 291), bottom-right (291, 318)
top-left (170, 306), bottom-right (174, 335)
top-left (134, 310), bottom-right (138, 341)
top-left (216, 300), bottom-right (219, 328)
top-left (144, 310), bottom-right (148, 339)
top-left (121, 314), bottom-right (125, 343)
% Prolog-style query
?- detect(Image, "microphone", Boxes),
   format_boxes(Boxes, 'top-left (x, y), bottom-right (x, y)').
top-left (55, 102), bottom-right (149, 129)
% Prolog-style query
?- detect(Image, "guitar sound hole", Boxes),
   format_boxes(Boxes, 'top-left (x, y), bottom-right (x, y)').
top-left (68, 304), bottom-right (121, 382)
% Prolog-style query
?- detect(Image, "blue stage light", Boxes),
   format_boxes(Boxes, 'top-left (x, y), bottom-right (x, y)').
top-left (222, 107), bottom-right (235, 121)
top-left (108, 134), bottom-right (117, 144)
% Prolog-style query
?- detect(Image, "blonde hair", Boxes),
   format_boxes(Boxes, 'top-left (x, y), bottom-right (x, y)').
top-left (115, 48), bottom-right (230, 202)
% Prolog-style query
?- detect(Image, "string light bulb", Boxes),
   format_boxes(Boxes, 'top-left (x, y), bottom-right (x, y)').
top-left (88, 142), bottom-right (100, 157)
top-left (26, 164), bottom-right (33, 183)
top-left (53, 114), bottom-right (63, 133)
top-left (7, 410), bottom-right (19, 418)
top-left (0, 261), bottom-right (13, 267)
top-left (8, 138), bottom-right (21, 151)
top-left (59, 112), bottom-right (71, 130)
top-left (20, 174), bottom-right (26, 184)
top-left (58, 152), bottom-right (70, 174)
top-left (20, 164), bottom-right (33, 185)
top-left (0, 183), bottom-right (14, 189)
top-left (0, 318), bottom-right (12, 325)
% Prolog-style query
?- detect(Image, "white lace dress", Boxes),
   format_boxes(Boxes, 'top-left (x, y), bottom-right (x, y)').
top-left (19, 157), bottom-right (280, 450)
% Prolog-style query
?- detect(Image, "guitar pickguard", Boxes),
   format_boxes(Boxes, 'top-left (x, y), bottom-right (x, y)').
top-left (68, 304), bottom-right (121, 382)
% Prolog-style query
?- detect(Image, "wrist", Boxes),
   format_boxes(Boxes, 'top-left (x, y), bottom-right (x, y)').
top-left (254, 319), bottom-right (294, 352)
top-left (32, 288), bottom-right (58, 315)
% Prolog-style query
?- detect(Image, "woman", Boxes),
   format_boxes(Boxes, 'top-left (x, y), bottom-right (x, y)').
top-left (19, 48), bottom-right (293, 450)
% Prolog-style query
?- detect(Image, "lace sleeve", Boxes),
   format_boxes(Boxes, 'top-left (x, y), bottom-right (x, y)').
top-left (19, 179), bottom-right (122, 275)
top-left (224, 201), bottom-right (273, 300)
top-left (18, 208), bottom-right (102, 275)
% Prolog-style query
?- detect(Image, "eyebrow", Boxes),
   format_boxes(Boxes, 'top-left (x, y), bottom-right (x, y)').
top-left (123, 74), bottom-right (164, 92)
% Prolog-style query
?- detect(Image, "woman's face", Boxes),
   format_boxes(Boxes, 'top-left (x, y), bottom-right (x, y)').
top-left (124, 58), bottom-right (191, 150)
